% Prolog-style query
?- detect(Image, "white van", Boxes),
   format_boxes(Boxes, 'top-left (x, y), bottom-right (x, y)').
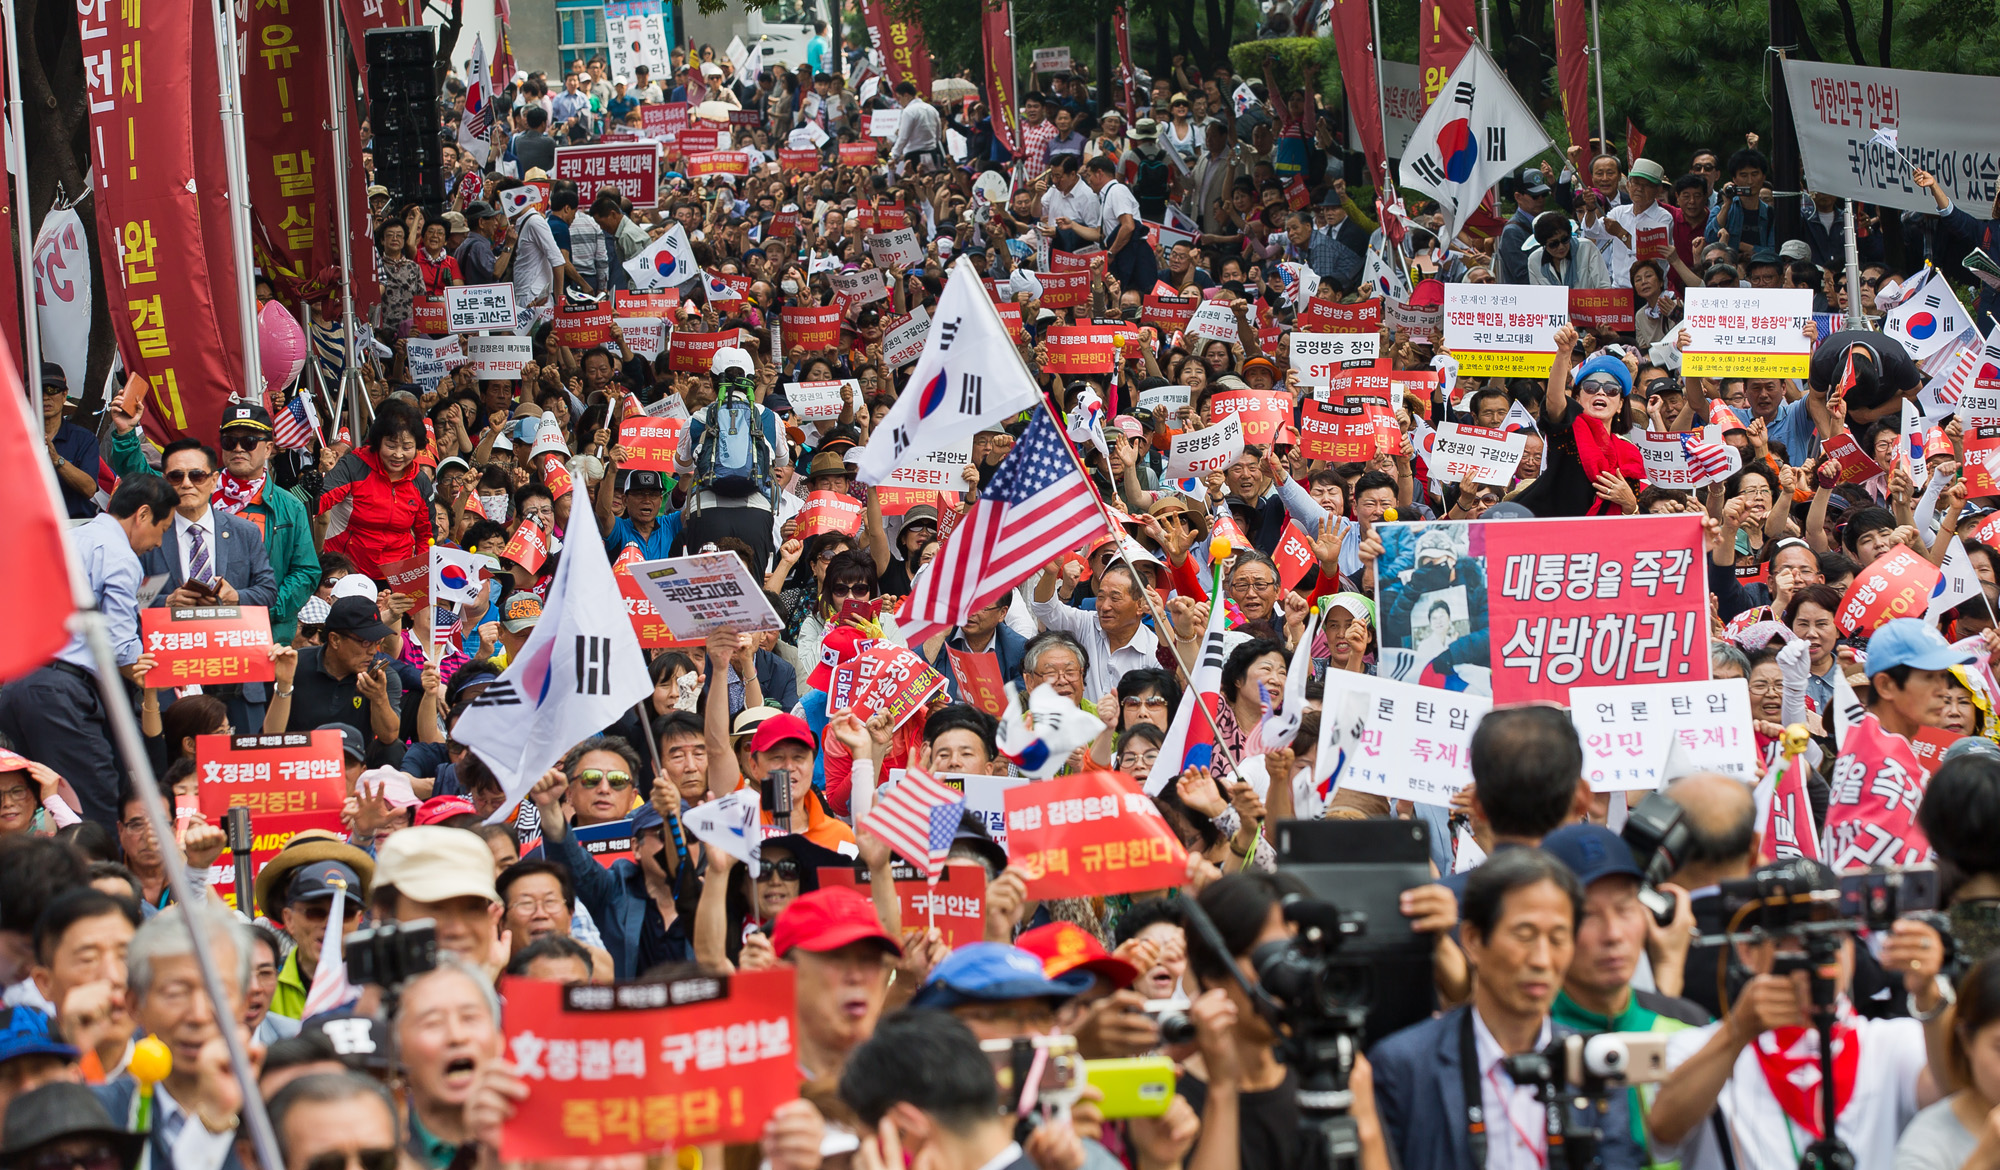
top-left (681, 0), bottom-right (836, 75)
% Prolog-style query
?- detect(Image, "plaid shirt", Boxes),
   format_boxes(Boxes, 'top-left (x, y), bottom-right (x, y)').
top-left (1292, 226), bottom-right (1362, 289)
top-left (1019, 118), bottom-right (1059, 173)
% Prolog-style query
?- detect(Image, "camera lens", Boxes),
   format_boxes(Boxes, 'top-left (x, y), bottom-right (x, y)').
top-left (1156, 1011), bottom-right (1197, 1047)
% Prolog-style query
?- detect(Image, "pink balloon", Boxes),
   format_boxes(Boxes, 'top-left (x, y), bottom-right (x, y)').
top-left (257, 301), bottom-right (308, 393)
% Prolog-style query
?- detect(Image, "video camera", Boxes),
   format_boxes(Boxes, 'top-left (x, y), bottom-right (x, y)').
top-left (344, 919), bottom-right (439, 990)
top-left (1498, 1031), bottom-right (1672, 1170)
top-left (1619, 791), bottom-right (1693, 928)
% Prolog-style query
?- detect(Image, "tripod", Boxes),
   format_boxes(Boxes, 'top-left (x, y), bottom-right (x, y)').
top-left (1285, 1019), bottom-right (1366, 1170)
top-left (1780, 931), bottom-right (1856, 1170)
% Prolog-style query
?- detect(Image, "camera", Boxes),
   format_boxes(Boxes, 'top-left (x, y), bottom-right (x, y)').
top-left (761, 767), bottom-right (793, 833)
top-left (1143, 998), bottom-right (1198, 1047)
top-left (1250, 894), bottom-right (1371, 1039)
top-left (1619, 791), bottom-right (1691, 927)
top-left (1837, 865), bottom-right (1938, 930)
top-left (1499, 1032), bottom-right (1670, 1170)
top-left (344, 919), bottom-right (438, 989)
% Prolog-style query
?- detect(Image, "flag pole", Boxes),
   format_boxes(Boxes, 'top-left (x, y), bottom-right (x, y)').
top-left (208, 0), bottom-right (264, 404)
top-left (1, 0), bottom-right (42, 414)
top-left (1842, 199), bottom-right (1867, 331)
top-left (322, 0), bottom-right (367, 433)
top-left (631, 700), bottom-right (690, 864)
top-left (1588, 0), bottom-right (1607, 156)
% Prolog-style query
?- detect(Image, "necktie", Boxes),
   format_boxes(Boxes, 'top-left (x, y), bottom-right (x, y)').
top-left (186, 523), bottom-right (213, 587)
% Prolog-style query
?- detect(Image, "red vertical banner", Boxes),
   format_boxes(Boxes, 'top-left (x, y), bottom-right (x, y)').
top-left (338, 0), bottom-right (398, 50)
top-left (1112, 8), bottom-right (1136, 122)
top-left (79, 0), bottom-right (242, 443)
top-left (860, 0), bottom-right (932, 93)
top-left (1331, 0), bottom-right (1385, 181)
top-left (246, 0), bottom-right (339, 305)
top-left (981, 0), bottom-right (1019, 154)
top-left (1416, 0), bottom-right (1474, 108)
top-left (1625, 120), bottom-right (1646, 164)
top-left (1551, 0), bottom-right (1591, 152)
top-left (189, 0), bottom-right (246, 399)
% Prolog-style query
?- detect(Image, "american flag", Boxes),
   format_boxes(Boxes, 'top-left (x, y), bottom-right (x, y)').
top-left (898, 406), bottom-right (1112, 645)
top-left (859, 767), bottom-right (965, 879)
top-left (271, 389), bottom-right (320, 451)
top-left (1680, 433), bottom-right (1734, 483)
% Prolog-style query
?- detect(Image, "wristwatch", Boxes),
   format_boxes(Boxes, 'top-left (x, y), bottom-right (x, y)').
top-left (1909, 973), bottom-right (1957, 1021)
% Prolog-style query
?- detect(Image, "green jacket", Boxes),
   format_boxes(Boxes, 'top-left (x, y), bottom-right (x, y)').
top-left (107, 427), bottom-right (321, 642)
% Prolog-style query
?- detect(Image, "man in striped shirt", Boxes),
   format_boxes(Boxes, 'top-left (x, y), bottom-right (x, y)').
top-left (1018, 92), bottom-right (1059, 174)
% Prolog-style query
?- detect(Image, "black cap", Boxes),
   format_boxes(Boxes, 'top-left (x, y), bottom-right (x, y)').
top-left (1517, 168), bottom-right (1552, 195)
top-left (625, 469), bottom-right (666, 493)
top-left (0, 1083), bottom-right (142, 1167)
top-left (1747, 248), bottom-right (1782, 267)
top-left (318, 722), bottom-right (367, 761)
top-left (464, 200), bottom-right (501, 223)
top-left (220, 401), bottom-right (274, 434)
top-left (323, 596), bottom-right (391, 641)
top-left (286, 859), bottom-right (364, 903)
top-left (37, 362), bottom-right (66, 393)
top-left (298, 1010), bottom-right (396, 1069)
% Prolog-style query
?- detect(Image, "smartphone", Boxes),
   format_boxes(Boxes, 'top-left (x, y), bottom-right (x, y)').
top-left (181, 577), bottom-right (219, 600)
top-left (837, 597), bottom-right (880, 624)
top-left (1084, 1057), bottom-right (1175, 1119)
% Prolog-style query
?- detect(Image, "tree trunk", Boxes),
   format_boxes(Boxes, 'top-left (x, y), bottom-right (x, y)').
top-left (433, 0), bottom-right (462, 88)
top-left (1878, 0), bottom-right (1892, 68)
top-left (1831, 0), bottom-right (1868, 64)
top-left (1499, 0), bottom-right (1544, 112)
top-left (1201, 0), bottom-right (1226, 71)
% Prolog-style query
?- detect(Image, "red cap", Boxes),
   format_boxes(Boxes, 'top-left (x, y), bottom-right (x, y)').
top-left (414, 795), bottom-right (478, 825)
top-left (770, 887), bottom-right (903, 957)
top-left (806, 626), bottom-right (869, 693)
top-left (1015, 921), bottom-right (1139, 990)
top-left (748, 711), bottom-right (817, 754)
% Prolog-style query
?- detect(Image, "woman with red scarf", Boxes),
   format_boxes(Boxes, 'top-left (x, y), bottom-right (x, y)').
top-left (1514, 323), bottom-right (1646, 518)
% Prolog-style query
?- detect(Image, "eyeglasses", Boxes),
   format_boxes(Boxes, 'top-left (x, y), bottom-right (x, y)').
top-left (1122, 695), bottom-right (1169, 711)
top-left (219, 432), bottom-right (266, 451)
top-left (1577, 378), bottom-right (1623, 399)
top-left (1233, 576), bottom-right (1279, 592)
top-left (507, 895), bottom-right (568, 915)
top-left (1692, 162), bottom-right (1719, 172)
top-left (1120, 749), bottom-right (1161, 771)
top-left (303, 1149), bottom-right (400, 1170)
top-left (164, 468), bottom-right (214, 485)
top-left (1748, 680), bottom-right (1782, 697)
top-left (759, 858), bottom-right (802, 882)
top-left (1736, 486), bottom-right (1773, 500)
top-left (121, 816), bottom-right (153, 834)
top-left (19, 1146), bottom-right (128, 1170)
top-left (1544, 234), bottom-right (1573, 247)
top-left (573, 770), bottom-right (633, 790)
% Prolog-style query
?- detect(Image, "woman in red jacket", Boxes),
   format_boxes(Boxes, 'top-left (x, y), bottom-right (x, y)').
top-left (319, 399), bottom-right (435, 578)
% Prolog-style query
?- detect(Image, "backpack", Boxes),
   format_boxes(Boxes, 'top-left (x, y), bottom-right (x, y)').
top-left (1133, 149), bottom-right (1173, 205)
top-left (691, 389), bottom-right (775, 503)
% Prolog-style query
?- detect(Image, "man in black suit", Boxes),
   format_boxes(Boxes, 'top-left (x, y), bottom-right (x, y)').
top-left (139, 438), bottom-right (277, 731)
top-left (839, 1010), bottom-right (1042, 1170)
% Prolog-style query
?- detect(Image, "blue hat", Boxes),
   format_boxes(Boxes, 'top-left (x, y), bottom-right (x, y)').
top-left (1864, 618), bottom-right (1976, 678)
top-left (909, 943), bottom-right (1095, 1010)
top-left (630, 802), bottom-right (664, 833)
top-left (0, 1005), bottom-right (78, 1065)
top-left (1574, 354), bottom-right (1633, 397)
top-left (1540, 824), bottom-right (1643, 888)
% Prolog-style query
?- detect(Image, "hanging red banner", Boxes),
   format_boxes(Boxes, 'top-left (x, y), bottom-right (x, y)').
top-left (1331, 0), bottom-right (1387, 180)
top-left (190, 0), bottom-right (246, 392)
top-left (1551, 0), bottom-right (1592, 153)
top-left (1417, 0), bottom-right (1475, 108)
top-left (1112, 8), bottom-right (1137, 121)
top-left (80, 0), bottom-right (243, 444)
top-left (246, 0), bottom-right (339, 305)
top-left (981, 0), bottom-right (1020, 154)
top-left (859, 0), bottom-right (932, 93)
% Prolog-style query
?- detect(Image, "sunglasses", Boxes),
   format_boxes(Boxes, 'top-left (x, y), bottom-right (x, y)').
top-left (573, 769), bottom-right (633, 791)
top-left (827, 583), bottom-right (872, 598)
top-left (303, 1149), bottom-right (399, 1170)
top-left (20, 1148), bottom-right (127, 1170)
top-left (1578, 378), bottom-right (1624, 398)
top-left (219, 431), bottom-right (266, 451)
top-left (759, 857), bottom-right (803, 881)
top-left (164, 468), bottom-right (214, 485)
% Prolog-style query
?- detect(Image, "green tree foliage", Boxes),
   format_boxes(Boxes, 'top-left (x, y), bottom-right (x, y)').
top-left (1228, 36), bottom-right (1341, 103)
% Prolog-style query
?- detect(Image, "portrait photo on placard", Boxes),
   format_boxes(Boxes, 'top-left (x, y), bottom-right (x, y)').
top-left (1373, 522), bottom-right (1491, 695)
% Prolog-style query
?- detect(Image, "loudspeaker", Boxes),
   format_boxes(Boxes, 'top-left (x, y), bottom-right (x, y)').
top-left (364, 27), bottom-right (445, 217)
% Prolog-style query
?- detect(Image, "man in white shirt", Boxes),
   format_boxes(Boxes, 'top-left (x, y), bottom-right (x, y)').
top-left (888, 81), bottom-right (942, 172)
top-left (1647, 858), bottom-right (1951, 1170)
top-left (1027, 560), bottom-right (1161, 702)
top-left (1082, 154), bottom-right (1159, 293)
top-left (1583, 157), bottom-right (1696, 290)
top-left (1037, 154), bottom-right (1103, 253)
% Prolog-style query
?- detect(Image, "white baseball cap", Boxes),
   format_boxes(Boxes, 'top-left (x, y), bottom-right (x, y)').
top-left (711, 345), bottom-right (755, 377)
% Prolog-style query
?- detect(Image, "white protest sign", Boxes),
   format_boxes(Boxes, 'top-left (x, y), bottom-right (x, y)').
top-left (621, 317), bottom-right (668, 361)
top-left (866, 107), bottom-right (901, 139)
top-left (1032, 47), bottom-right (1072, 72)
top-left (882, 307), bottom-right (931, 369)
top-left (868, 227), bottom-right (924, 272)
top-left (405, 336), bottom-right (466, 385)
top-left (1386, 300), bottom-right (1441, 342)
top-left (1442, 283), bottom-right (1568, 378)
top-left (1780, 59), bottom-right (2000, 216)
top-left (884, 436), bottom-right (972, 490)
top-left (1627, 430), bottom-right (1703, 491)
top-left (1184, 298), bottom-right (1240, 343)
top-left (1289, 332), bottom-right (1381, 383)
top-left (1137, 384), bottom-right (1191, 412)
top-left (1322, 673), bottom-right (1490, 804)
top-left (466, 334), bottom-right (533, 378)
top-left (445, 283), bottom-right (516, 333)
top-left (784, 379), bottom-right (856, 422)
top-left (1165, 413), bottom-right (1243, 479)
top-left (831, 267), bottom-right (888, 306)
top-left (629, 553), bottom-right (782, 640)
top-left (1568, 678), bottom-right (1759, 791)
top-left (1681, 287), bottom-right (1814, 379)
top-left (1429, 422), bottom-right (1526, 486)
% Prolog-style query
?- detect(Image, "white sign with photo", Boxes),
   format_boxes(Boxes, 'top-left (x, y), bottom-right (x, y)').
top-left (629, 553), bottom-right (782, 640)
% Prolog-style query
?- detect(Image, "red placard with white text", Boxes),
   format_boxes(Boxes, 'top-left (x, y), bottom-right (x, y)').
top-left (1300, 297), bottom-right (1381, 333)
top-left (817, 863), bottom-right (986, 949)
top-left (204, 808), bottom-right (349, 910)
top-left (839, 141), bottom-right (880, 165)
top-left (617, 573), bottom-right (697, 650)
top-left (497, 970), bottom-right (799, 1159)
top-left (413, 297), bottom-right (448, 335)
top-left (946, 647), bottom-right (1008, 718)
top-left (795, 491), bottom-right (865, 537)
top-left (1962, 425), bottom-right (2000, 496)
top-left (667, 330), bottom-right (738, 373)
top-left (553, 298), bottom-right (615, 348)
top-left (378, 553), bottom-right (429, 606)
top-left (1004, 772), bottom-right (1189, 899)
top-left (613, 291), bottom-right (681, 318)
top-left (1275, 521), bottom-right (1316, 593)
top-left (140, 607), bottom-right (277, 687)
top-left (194, 731), bottom-right (346, 819)
top-left (994, 302), bottom-right (1025, 342)
top-left (1820, 429), bottom-right (1885, 485)
top-left (1569, 288), bottom-right (1636, 332)
top-left (685, 151), bottom-right (749, 177)
top-left (617, 416), bottom-right (685, 471)
top-left (1037, 269), bottom-right (1089, 310)
top-left (1299, 396), bottom-right (1385, 461)
top-left (1043, 326), bottom-right (1117, 375)
top-left (780, 307), bottom-right (842, 354)
top-left (1824, 714), bottom-right (1931, 869)
top-left (778, 148), bottom-right (819, 172)
top-left (1141, 293), bottom-right (1198, 331)
top-left (1837, 546), bottom-right (1942, 636)
top-left (1207, 389), bottom-right (1290, 446)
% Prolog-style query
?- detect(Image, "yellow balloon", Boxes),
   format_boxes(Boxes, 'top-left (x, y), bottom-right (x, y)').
top-left (1208, 536), bottom-right (1235, 562)
top-left (1383, 508), bottom-right (1400, 523)
top-left (129, 1035), bottom-right (172, 1085)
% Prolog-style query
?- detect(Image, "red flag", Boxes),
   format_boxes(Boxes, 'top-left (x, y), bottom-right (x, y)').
top-left (1834, 351), bottom-right (1859, 401)
top-left (1113, 8), bottom-right (1137, 121)
top-left (1331, 0), bottom-right (1386, 181)
top-left (0, 346), bottom-right (79, 681)
top-left (1551, 0), bottom-right (1591, 154)
top-left (1625, 120), bottom-right (1647, 165)
top-left (1758, 753), bottom-right (1820, 863)
top-left (1824, 713), bottom-right (1930, 868)
top-left (246, 0), bottom-right (339, 305)
top-left (1417, 0), bottom-right (1475, 108)
top-left (981, 0), bottom-right (1020, 154)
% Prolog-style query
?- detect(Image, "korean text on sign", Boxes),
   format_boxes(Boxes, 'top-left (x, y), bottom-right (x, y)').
top-left (1321, 673), bottom-right (1489, 804)
top-left (1681, 288), bottom-right (1813, 378)
top-left (140, 606), bottom-right (277, 686)
top-left (1004, 772), bottom-right (1188, 899)
top-left (194, 730), bottom-right (347, 819)
top-left (1567, 679), bottom-right (1758, 791)
top-left (1441, 284), bottom-right (1569, 377)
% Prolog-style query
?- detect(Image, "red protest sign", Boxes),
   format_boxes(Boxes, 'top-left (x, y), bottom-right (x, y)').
top-left (553, 298), bottom-right (614, 348)
top-left (1837, 546), bottom-right (1941, 636)
top-left (1568, 288), bottom-right (1635, 332)
top-left (768, 210), bottom-right (800, 240)
top-left (1004, 772), bottom-right (1188, 899)
top-left (946, 647), bottom-right (1009, 718)
top-left (995, 302), bottom-right (1025, 342)
top-left (503, 522), bottom-right (550, 575)
top-left (1274, 520), bottom-right (1316, 593)
top-left (1481, 515), bottom-right (1709, 703)
top-left (1300, 297), bottom-right (1381, 333)
top-left (818, 862), bottom-right (987, 949)
top-left (778, 148), bottom-right (819, 171)
top-left (497, 969), bottom-right (799, 1159)
top-left (140, 607), bottom-right (277, 687)
top-left (639, 102), bottom-right (687, 139)
top-left (194, 731), bottom-right (347, 819)
top-left (839, 140), bottom-right (880, 166)
top-left (685, 151), bottom-right (749, 177)
top-left (1975, 510), bottom-right (2000, 549)
top-left (709, 272), bottom-right (752, 302)
top-left (780, 307), bottom-right (842, 354)
top-left (874, 486), bottom-right (938, 516)
top-left (1043, 326), bottom-right (1117, 375)
top-left (378, 553), bottom-right (429, 605)
top-left (851, 203), bottom-right (908, 233)
top-left (614, 291), bottom-right (680, 318)
top-left (617, 573), bottom-right (696, 650)
top-left (1908, 725), bottom-right (1960, 775)
top-left (796, 490), bottom-right (864, 537)
top-left (617, 416), bottom-right (684, 471)
top-left (205, 808), bottom-right (348, 910)
top-left (1047, 249), bottom-right (1095, 273)
top-left (413, 296), bottom-right (448, 335)
top-left (847, 643), bottom-right (948, 730)
top-left (1821, 429), bottom-right (1884, 485)
top-left (553, 142), bottom-right (660, 207)
top-left (1284, 177), bottom-right (1309, 210)
top-left (1141, 293), bottom-right (1198, 331)
top-left (1208, 388), bottom-right (1290, 446)
top-left (667, 330), bottom-right (736, 373)
top-left (1038, 269), bottom-right (1089, 310)
top-left (1824, 713), bottom-right (1931, 869)
top-left (1758, 756), bottom-right (1820, 863)
top-left (1963, 425), bottom-right (2000, 496)
top-left (1298, 396), bottom-right (1383, 461)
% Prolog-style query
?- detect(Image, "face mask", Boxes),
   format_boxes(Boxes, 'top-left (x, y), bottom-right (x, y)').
top-left (479, 493), bottom-right (510, 522)
top-left (781, 279), bottom-right (799, 295)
